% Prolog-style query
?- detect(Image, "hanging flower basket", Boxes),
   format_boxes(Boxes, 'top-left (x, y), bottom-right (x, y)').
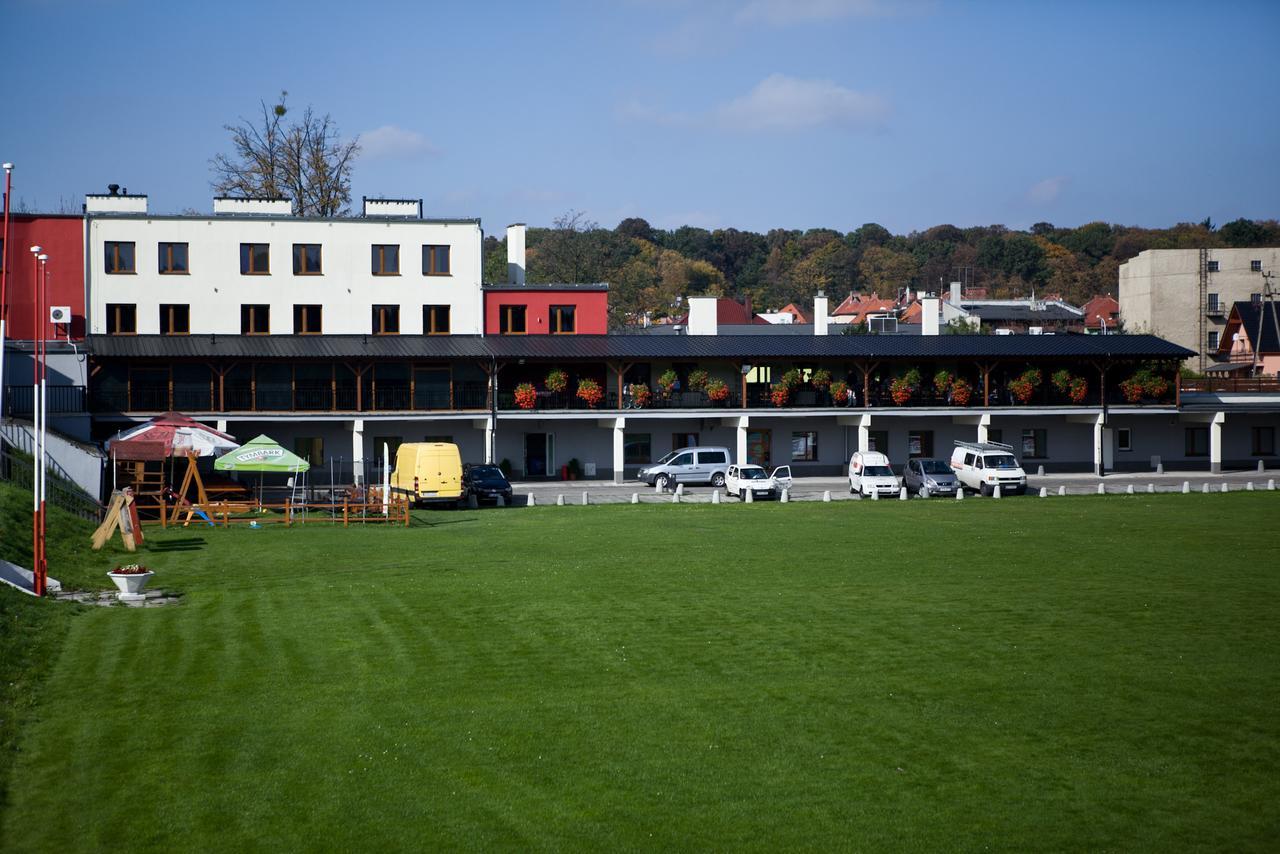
top-left (889, 368), bottom-right (920, 406)
top-left (706, 379), bottom-right (730, 402)
top-left (687, 369), bottom-right (710, 392)
top-left (658, 370), bottom-right (679, 397)
top-left (811, 369), bottom-right (833, 390)
top-left (779, 368), bottom-right (803, 390)
top-left (576, 378), bottom-right (604, 408)
top-left (770, 383), bottom-right (790, 407)
top-left (950, 377), bottom-right (973, 406)
top-left (1009, 368), bottom-right (1043, 404)
top-left (829, 380), bottom-right (849, 406)
top-left (933, 370), bottom-right (954, 396)
top-left (1068, 377), bottom-right (1089, 404)
top-left (629, 383), bottom-right (653, 408)
top-left (1120, 368), bottom-right (1170, 402)
top-left (544, 369), bottom-right (568, 393)
top-left (514, 383), bottom-right (538, 410)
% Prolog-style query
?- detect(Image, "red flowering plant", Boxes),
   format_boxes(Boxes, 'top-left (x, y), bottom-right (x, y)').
top-left (514, 383), bottom-right (538, 410)
top-left (889, 368), bottom-right (921, 406)
top-left (705, 378), bottom-right (730, 402)
top-left (544, 369), bottom-right (568, 393)
top-left (1120, 368), bottom-right (1169, 402)
top-left (1068, 377), bottom-right (1089, 404)
top-left (829, 380), bottom-right (849, 405)
top-left (779, 368), bottom-right (803, 390)
top-left (687, 369), bottom-right (710, 392)
top-left (950, 377), bottom-right (973, 406)
top-left (657, 369), bottom-right (679, 397)
top-left (111, 563), bottom-right (150, 575)
top-left (933, 369), bottom-right (954, 396)
top-left (810, 369), bottom-right (833, 390)
top-left (576, 378), bottom-right (604, 408)
top-left (1008, 368), bottom-right (1043, 404)
top-left (770, 383), bottom-right (790, 407)
top-left (629, 383), bottom-right (653, 408)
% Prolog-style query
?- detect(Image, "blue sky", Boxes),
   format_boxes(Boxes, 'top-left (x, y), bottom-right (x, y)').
top-left (2, 0), bottom-right (1277, 235)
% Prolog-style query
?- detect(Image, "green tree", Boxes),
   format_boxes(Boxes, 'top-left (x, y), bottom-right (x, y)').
top-left (858, 246), bottom-right (917, 295)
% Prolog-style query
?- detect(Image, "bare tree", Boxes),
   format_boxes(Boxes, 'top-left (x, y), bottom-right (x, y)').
top-left (211, 91), bottom-right (360, 217)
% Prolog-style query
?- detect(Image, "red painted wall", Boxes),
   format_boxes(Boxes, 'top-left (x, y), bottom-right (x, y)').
top-left (1, 215), bottom-right (85, 339)
top-left (484, 289), bottom-right (608, 335)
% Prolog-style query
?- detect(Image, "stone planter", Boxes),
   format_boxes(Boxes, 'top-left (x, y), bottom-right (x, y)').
top-left (107, 570), bottom-right (154, 600)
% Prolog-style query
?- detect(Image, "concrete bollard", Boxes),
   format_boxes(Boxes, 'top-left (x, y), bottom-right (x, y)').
top-left (1126, 484), bottom-right (1134, 495)
top-left (1221, 483), bottom-right (1229, 493)
top-left (745, 488), bottom-right (754, 503)
top-left (527, 493), bottom-right (536, 507)
top-left (1182, 481), bottom-right (1189, 493)
top-left (1246, 481), bottom-right (1255, 491)
top-left (1156, 463), bottom-right (1164, 475)
top-left (899, 486), bottom-right (908, 501)
top-left (823, 490), bottom-right (831, 502)
top-left (955, 488), bottom-right (964, 500)
top-left (582, 492), bottom-right (589, 506)
top-left (496, 495), bottom-right (506, 507)
top-left (672, 491), bottom-right (680, 503)
top-left (1037, 465), bottom-right (1045, 476)
top-left (1269, 479), bottom-right (1276, 491)
top-left (676, 483), bottom-right (684, 496)
top-left (631, 493), bottom-right (639, 504)
top-left (1058, 485), bottom-right (1066, 496)
top-left (1097, 483), bottom-right (1106, 495)
top-left (556, 494), bottom-right (565, 506)
top-left (1258, 460), bottom-right (1266, 473)
top-left (871, 488), bottom-right (879, 501)
top-left (712, 490), bottom-right (721, 504)
top-left (781, 488), bottom-right (790, 503)
top-left (993, 483), bottom-right (1002, 499)
top-left (1039, 487), bottom-right (1048, 498)
top-left (1202, 483), bottom-right (1210, 494)
top-left (654, 480), bottom-right (663, 494)
top-left (1147, 484), bottom-right (1155, 494)
top-left (467, 493), bottom-right (479, 509)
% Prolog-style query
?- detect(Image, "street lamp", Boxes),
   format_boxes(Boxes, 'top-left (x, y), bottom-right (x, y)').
top-left (0, 163), bottom-right (12, 423)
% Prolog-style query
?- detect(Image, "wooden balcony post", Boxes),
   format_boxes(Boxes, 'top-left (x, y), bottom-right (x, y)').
top-left (1175, 364), bottom-right (1182, 407)
top-left (981, 363), bottom-right (991, 407)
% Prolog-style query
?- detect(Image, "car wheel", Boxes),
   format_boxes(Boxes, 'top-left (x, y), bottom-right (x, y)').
top-left (980, 483), bottom-right (991, 497)
top-left (656, 474), bottom-right (669, 490)
top-left (711, 472), bottom-right (726, 488)
top-left (738, 488), bottom-right (746, 500)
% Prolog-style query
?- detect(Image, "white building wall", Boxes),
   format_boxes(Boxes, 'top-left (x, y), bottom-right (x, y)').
top-left (87, 214), bottom-right (484, 335)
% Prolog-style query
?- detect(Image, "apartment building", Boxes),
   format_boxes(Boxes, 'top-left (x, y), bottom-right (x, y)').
top-left (1119, 248), bottom-right (1280, 370)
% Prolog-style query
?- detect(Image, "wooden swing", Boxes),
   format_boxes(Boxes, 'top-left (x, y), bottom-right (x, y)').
top-left (168, 451), bottom-right (213, 527)
top-left (91, 489), bottom-right (145, 551)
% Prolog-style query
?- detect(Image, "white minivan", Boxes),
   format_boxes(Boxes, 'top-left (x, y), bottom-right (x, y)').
top-left (848, 451), bottom-right (900, 498)
top-left (638, 446), bottom-right (732, 490)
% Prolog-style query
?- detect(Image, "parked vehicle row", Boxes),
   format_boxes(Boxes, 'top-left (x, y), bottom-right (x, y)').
top-left (725, 464), bottom-right (792, 501)
top-left (850, 441), bottom-right (1027, 497)
top-left (390, 442), bottom-right (515, 508)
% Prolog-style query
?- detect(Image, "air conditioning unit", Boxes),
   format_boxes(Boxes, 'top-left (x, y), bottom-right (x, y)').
top-left (49, 306), bottom-right (72, 323)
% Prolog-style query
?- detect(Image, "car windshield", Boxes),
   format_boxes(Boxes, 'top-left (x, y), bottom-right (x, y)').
top-left (468, 467), bottom-right (508, 485)
top-left (655, 451), bottom-right (678, 465)
top-left (986, 454), bottom-right (1020, 469)
top-left (864, 466), bottom-right (894, 476)
top-left (920, 459), bottom-right (952, 475)
top-left (740, 468), bottom-right (767, 480)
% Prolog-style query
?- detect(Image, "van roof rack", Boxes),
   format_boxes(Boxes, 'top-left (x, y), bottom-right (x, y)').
top-left (953, 439), bottom-right (1015, 453)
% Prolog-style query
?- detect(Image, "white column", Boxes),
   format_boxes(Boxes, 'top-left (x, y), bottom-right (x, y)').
top-left (216, 419), bottom-right (228, 434)
top-left (472, 418), bottom-right (493, 464)
top-left (976, 413), bottom-right (991, 444)
top-left (1093, 414), bottom-right (1104, 477)
top-left (857, 412), bottom-right (872, 453)
top-left (612, 418), bottom-right (625, 484)
top-left (351, 418), bottom-right (364, 485)
top-left (736, 416), bottom-right (749, 464)
top-left (1210, 411), bottom-right (1225, 474)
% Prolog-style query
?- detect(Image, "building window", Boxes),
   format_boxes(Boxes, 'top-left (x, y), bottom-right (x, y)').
top-left (159, 304), bottom-right (190, 335)
top-left (624, 433), bottom-right (651, 465)
top-left (424, 305), bottom-right (450, 335)
top-left (372, 304), bottom-right (400, 335)
top-left (907, 430), bottom-right (934, 458)
top-left (1252, 260), bottom-right (1263, 273)
top-left (1185, 427), bottom-right (1209, 457)
top-left (1206, 260), bottom-right (1219, 272)
top-left (867, 430), bottom-right (888, 454)
top-left (293, 243), bottom-right (322, 275)
top-left (423, 244), bottom-right (451, 275)
top-left (550, 305), bottom-right (576, 334)
top-left (1116, 428), bottom-right (1132, 452)
top-left (372, 244), bottom-right (400, 275)
top-left (746, 429), bottom-right (771, 467)
top-left (791, 431), bottom-right (818, 462)
top-left (293, 304), bottom-right (322, 334)
top-left (673, 432), bottom-right (699, 450)
top-left (106, 303), bottom-right (136, 335)
top-left (500, 305), bottom-right (527, 334)
top-left (1206, 293), bottom-right (1220, 313)
top-left (158, 242), bottom-right (189, 274)
top-left (240, 243), bottom-right (270, 275)
top-left (1021, 428), bottom-right (1048, 459)
top-left (294, 437), bottom-right (323, 468)
top-left (1253, 426), bottom-right (1276, 456)
top-left (104, 241), bottom-right (135, 274)
top-left (241, 304), bottom-right (270, 335)
top-left (1208, 330), bottom-right (1220, 351)
top-left (1251, 292), bottom-right (1262, 306)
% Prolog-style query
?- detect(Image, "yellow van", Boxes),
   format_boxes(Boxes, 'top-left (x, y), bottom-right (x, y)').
top-left (390, 442), bottom-right (463, 505)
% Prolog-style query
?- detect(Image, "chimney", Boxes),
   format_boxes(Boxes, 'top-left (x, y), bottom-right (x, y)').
top-left (85, 187), bottom-right (148, 214)
top-left (687, 296), bottom-right (718, 335)
top-left (507, 223), bottom-right (526, 285)
top-left (814, 291), bottom-right (829, 336)
top-left (922, 297), bottom-right (940, 336)
top-left (949, 281), bottom-right (962, 303)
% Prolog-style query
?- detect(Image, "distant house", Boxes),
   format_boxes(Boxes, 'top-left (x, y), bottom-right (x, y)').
top-left (676, 297), bottom-right (767, 326)
top-left (1082, 295), bottom-right (1120, 332)
top-left (1214, 300), bottom-right (1280, 375)
top-left (831, 292), bottom-right (897, 325)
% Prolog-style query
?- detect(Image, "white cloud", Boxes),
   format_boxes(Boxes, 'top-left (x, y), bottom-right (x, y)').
top-left (359, 125), bottom-right (439, 160)
top-left (1027, 176), bottom-right (1068, 204)
top-left (712, 74), bottom-right (888, 132)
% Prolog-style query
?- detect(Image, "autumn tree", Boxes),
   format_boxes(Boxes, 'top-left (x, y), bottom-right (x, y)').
top-left (211, 91), bottom-right (360, 217)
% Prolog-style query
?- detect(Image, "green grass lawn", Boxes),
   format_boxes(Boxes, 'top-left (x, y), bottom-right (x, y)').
top-left (2, 492), bottom-right (1279, 851)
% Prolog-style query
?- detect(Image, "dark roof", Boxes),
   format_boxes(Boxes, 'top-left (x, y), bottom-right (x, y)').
top-left (482, 283), bottom-right (609, 291)
top-left (87, 333), bottom-right (1195, 362)
top-left (966, 304), bottom-right (1083, 323)
top-left (1230, 301), bottom-right (1280, 353)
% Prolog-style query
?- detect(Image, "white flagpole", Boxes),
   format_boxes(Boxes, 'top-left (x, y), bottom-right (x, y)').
top-left (381, 442), bottom-right (390, 516)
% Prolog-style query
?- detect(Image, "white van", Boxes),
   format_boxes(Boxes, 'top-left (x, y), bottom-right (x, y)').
top-left (949, 441), bottom-right (1027, 496)
top-left (848, 451), bottom-right (900, 498)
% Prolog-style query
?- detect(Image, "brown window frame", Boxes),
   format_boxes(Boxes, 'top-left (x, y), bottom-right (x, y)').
top-left (423, 244), bottom-right (451, 276)
top-left (500, 304), bottom-right (527, 335)
top-left (550, 304), bottom-right (576, 334)
top-left (372, 244), bottom-right (401, 276)
top-left (159, 303), bottom-right (190, 336)
top-left (241, 304), bottom-right (270, 335)
top-left (157, 242), bottom-right (189, 275)
top-left (372, 304), bottom-right (401, 335)
top-left (104, 241), bottom-right (136, 274)
top-left (423, 304), bottom-right (451, 335)
top-left (240, 243), bottom-right (270, 275)
top-left (106, 303), bottom-right (137, 335)
top-left (292, 243), bottom-right (323, 275)
top-left (293, 304), bottom-right (323, 335)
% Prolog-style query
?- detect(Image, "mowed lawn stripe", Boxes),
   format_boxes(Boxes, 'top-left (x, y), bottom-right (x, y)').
top-left (2, 496), bottom-right (1278, 851)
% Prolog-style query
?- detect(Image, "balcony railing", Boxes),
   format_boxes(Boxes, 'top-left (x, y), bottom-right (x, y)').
top-left (1182, 377), bottom-right (1280, 393)
top-left (4, 385), bottom-right (89, 416)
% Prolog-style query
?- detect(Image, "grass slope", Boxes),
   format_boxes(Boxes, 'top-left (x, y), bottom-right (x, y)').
top-left (2, 495), bottom-right (1279, 851)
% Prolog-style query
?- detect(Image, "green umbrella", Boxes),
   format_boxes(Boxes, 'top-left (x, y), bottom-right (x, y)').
top-left (214, 435), bottom-right (310, 510)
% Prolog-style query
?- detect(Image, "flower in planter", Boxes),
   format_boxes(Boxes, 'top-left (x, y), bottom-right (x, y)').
top-left (544, 369), bottom-right (568, 393)
top-left (933, 369), bottom-right (953, 396)
top-left (514, 383), bottom-right (538, 410)
top-left (111, 564), bottom-right (151, 575)
top-left (889, 368), bottom-right (920, 406)
top-left (629, 383), bottom-right (653, 408)
top-left (811, 369), bottom-right (832, 390)
top-left (779, 368), bottom-right (803, 390)
top-left (658, 369), bottom-right (679, 397)
top-left (950, 377), bottom-right (973, 406)
top-left (706, 378), bottom-right (730, 402)
top-left (1009, 368), bottom-right (1043, 404)
top-left (1050, 369), bottom-right (1073, 394)
top-left (829, 379), bottom-right (849, 405)
top-left (1068, 376), bottom-right (1089, 404)
top-left (576, 378), bottom-right (604, 408)
top-left (687, 369), bottom-right (710, 392)
top-left (769, 383), bottom-right (790, 407)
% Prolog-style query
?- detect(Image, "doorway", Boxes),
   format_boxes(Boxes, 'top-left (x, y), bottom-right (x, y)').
top-left (524, 432), bottom-right (554, 477)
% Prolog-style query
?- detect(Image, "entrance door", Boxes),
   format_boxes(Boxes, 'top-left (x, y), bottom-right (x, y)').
top-left (524, 433), bottom-right (554, 477)
top-left (747, 429), bottom-right (772, 467)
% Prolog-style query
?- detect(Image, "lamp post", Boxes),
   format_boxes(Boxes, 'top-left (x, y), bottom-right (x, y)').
top-left (0, 163), bottom-right (12, 417)
top-left (36, 252), bottom-right (49, 595)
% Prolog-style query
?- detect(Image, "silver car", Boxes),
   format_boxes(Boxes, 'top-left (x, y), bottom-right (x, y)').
top-left (637, 446), bottom-right (731, 489)
top-left (902, 457), bottom-right (959, 497)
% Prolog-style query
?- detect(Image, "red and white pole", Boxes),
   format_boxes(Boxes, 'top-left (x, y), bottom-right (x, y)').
top-left (28, 245), bottom-right (41, 592)
top-left (0, 163), bottom-right (12, 417)
top-left (36, 253), bottom-right (49, 596)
